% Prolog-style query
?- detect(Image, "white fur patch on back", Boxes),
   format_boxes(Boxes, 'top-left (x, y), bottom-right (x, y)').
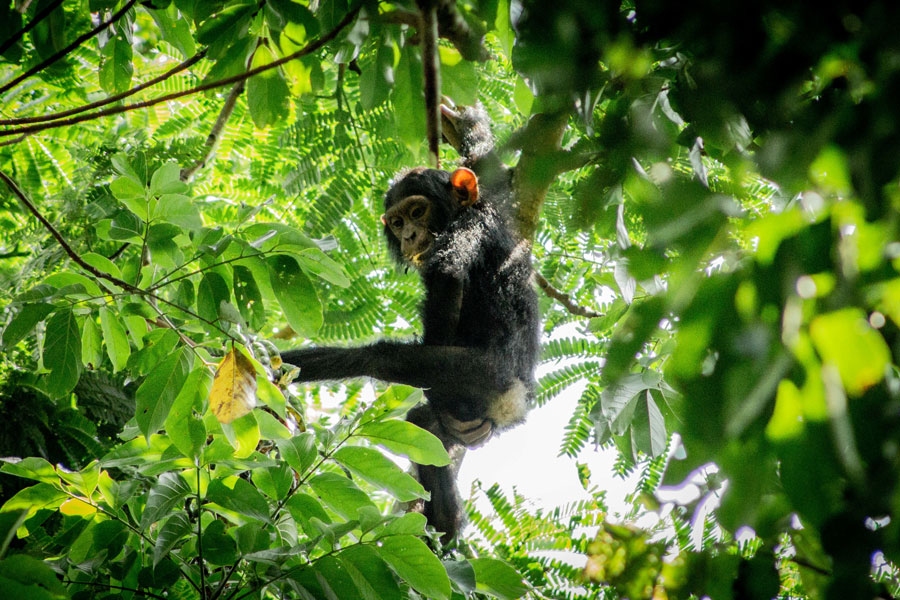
top-left (487, 379), bottom-right (529, 428)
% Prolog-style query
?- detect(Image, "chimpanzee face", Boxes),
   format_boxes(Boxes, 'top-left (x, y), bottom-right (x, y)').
top-left (382, 194), bottom-right (434, 267)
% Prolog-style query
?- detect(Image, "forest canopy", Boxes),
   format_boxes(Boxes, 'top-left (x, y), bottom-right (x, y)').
top-left (2, 1), bottom-right (900, 599)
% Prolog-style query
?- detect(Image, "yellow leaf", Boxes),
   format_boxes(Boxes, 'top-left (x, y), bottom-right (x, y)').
top-left (210, 349), bottom-right (257, 424)
top-left (60, 497), bottom-right (96, 516)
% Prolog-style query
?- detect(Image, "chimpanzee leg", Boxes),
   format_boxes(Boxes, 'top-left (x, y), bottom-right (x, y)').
top-left (406, 403), bottom-right (466, 544)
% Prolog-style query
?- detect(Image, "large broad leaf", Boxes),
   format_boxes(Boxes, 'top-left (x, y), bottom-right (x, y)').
top-left (1, 303), bottom-right (54, 349)
top-left (393, 44), bottom-right (426, 152)
top-left (206, 477), bottom-right (271, 523)
top-left (339, 545), bottom-right (405, 600)
top-left (470, 558), bottom-right (530, 599)
top-left (153, 511), bottom-right (192, 567)
top-left (141, 472), bottom-right (191, 529)
top-left (267, 254), bottom-right (322, 337)
top-left (333, 446), bottom-right (427, 501)
top-left (275, 432), bottom-right (318, 476)
top-left (307, 472), bottom-right (376, 521)
top-left (43, 308), bottom-right (82, 398)
top-left (135, 347), bottom-right (192, 441)
top-left (377, 535), bottom-right (451, 600)
top-left (233, 265), bottom-right (265, 330)
top-left (247, 45), bottom-right (291, 129)
top-left (358, 419), bottom-right (450, 466)
top-left (809, 308), bottom-right (890, 396)
top-left (99, 306), bottom-right (130, 373)
top-left (209, 348), bottom-right (257, 424)
top-left (197, 271), bottom-right (231, 324)
top-left (165, 367), bottom-right (211, 460)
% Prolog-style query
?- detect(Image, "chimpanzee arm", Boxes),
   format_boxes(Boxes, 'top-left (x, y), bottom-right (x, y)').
top-left (280, 342), bottom-right (505, 400)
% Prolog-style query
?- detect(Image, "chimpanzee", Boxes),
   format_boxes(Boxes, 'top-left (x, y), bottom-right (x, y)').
top-left (281, 104), bottom-right (540, 542)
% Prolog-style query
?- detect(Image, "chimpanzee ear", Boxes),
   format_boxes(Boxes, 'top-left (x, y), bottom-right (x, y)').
top-left (450, 168), bottom-right (479, 207)
top-left (380, 214), bottom-right (387, 225)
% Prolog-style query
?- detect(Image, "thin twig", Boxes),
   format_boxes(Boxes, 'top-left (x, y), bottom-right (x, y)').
top-left (0, 170), bottom-right (137, 291)
top-left (0, 0), bottom-right (139, 96)
top-left (0, 0), bottom-right (65, 57)
top-left (534, 271), bottom-right (602, 318)
top-left (197, 466), bottom-right (206, 599)
top-left (0, 49), bottom-right (207, 126)
top-left (180, 79), bottom-right (245, 181)
top-left (0, 3), bottom-right (364, 138)
top-left (61, 580), bottom-right (167, 600)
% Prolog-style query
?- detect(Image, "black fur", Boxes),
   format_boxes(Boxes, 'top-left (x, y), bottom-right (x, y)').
top-left (282, 106), bottom-right (540, 542)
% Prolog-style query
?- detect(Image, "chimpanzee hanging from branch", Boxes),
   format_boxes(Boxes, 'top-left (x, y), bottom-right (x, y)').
top-left (281, 102), bottom-right (541, 543)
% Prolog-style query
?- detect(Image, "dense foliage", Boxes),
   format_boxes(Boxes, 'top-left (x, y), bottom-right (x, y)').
top-left (2, 1), bottom-right (900, 599)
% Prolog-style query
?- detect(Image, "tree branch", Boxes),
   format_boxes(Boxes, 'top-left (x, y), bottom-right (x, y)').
top-left (0, 0), bottom-right (65, 57)
top-left (508, 110), bottom-right (571, 241)
top-left (417, 0), bottom-right (442, 168)
top-left (0, 169), bottom-right (239, 342)
top-left (0, 0), bottom-right (139, 96)
top-left (0, 3), bottom-right (363, 138)
top-left (534, 272), bottom-right (601, 318)
top-left (0, 49), bottom-right (207, 126)
top-left (180, 79), bottom-right (245, 181)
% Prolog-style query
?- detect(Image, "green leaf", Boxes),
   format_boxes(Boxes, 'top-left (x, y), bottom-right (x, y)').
top-left (81, 251), bottom-right (123, 281)
top-left (42, 272), bottom-right (102, 297)
top-left (293, 248), bottom-right (351, 288)
top-left (630, 391), bottom-right (667, 457)
top-left (247, 45), bottom-right (291, 129)
top-left (81, 316), bottom-right (102, 368)
top-left (1, 457), bottom-right (58, 484)
top-left (252, 464), bottom-right (292, 501)
top-left (359, 39), bottom-right (395, 110)
top-left (135, 348), bottom-right (192, 440)
top-left (2, 303), bottom-right (54, 349)
top-left (308, 472), bottom-right (377, 521)
top-left (276, 433), bottom-right (318, 475)
top-left (202, 519), bottom-right (239, 565)
top-left (809, 308), bottom-right (890, 396)
top-left (440, 46), bottom-right (477, 106)
top-left (206, 477), bottom-right (272, 523)
top-left (156, 194), bottom-right (201, 230)
top-left (153, 511), bottom-right (192, 567)
top-left (333, 446), bottom-right (427, 501)
top-left (43, 308), bottom-right (82, 398)
top-left (110, 176), bottom-right (149, 218)
top-left (358, 419), bottom-right (451, 466)
top-left (99, 306), bottom-right (131, 373)
top-left (1, 483), bottom-right (66, 515)
top-left (377, 535), bottom-right (451, 600)
top-left (380, 512), bottom-right (427, 537)
top-left (233, 265), bottom-right (265, 330)
top-left (141, 472), bottom-right (191, 529)
top-left (99, 32), bottom-right (133, 94)
top-left (393, 44), bottom-right (426, 153)
top-left (197, 271), bottom-right (231, 324)
top-left (150, 162), bottom-right (188, 196)
top-left (0, 554), bottom-right (67, 597)
top-left (267, 254), bottom-right (322, 337)
top-left (164, 366), bottom-right (211, 460)
top-left (340, 545), bottom-right (405, 600)
top-left (470, 557), bottom-right (530, 599)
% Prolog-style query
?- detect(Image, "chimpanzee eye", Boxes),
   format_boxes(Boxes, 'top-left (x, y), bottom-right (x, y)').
top-left (410, 205), bottom-right (425, 219)
top-left (391, 217), bottom-right (404, 229)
